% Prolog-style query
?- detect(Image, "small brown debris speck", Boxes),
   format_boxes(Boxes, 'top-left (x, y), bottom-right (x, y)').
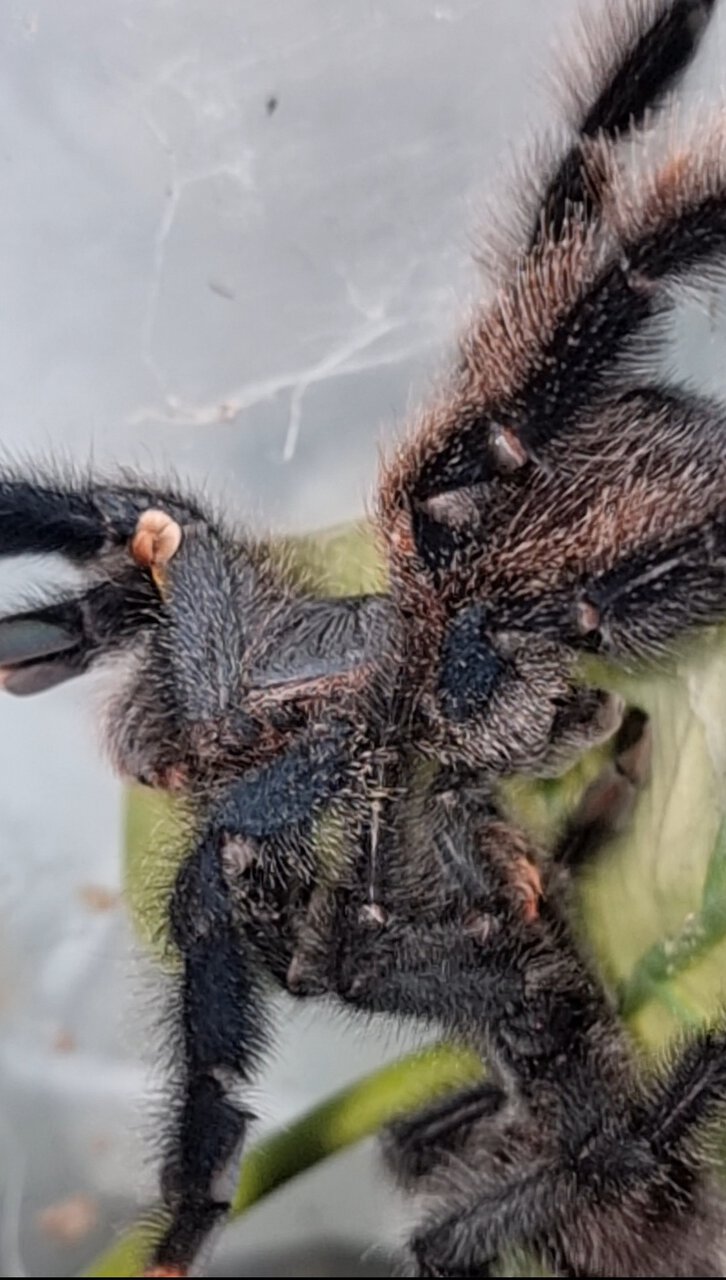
top-left (53, 1030), bottom-right (76, 1054)
top-left (37, 1193), bottom-right (99, 1245)
top-left (78, 884), bottom-right (120, 913)
top-left (577, 599), bottom-right (601, 635)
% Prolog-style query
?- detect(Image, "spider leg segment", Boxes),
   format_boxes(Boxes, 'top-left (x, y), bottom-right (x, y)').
top-left (554, 706), bottom-right (652, 871)
top-left (0, 474), bottom-right (207, 696)
top-left (532, 0), bottom-right (718, 246)
top-left (380, 3), bottom-right (726, 600)
top-left (0, 579), bottom-right (156, 694)
top-left (382, 1082), bottom-right (505, 1191)
top-left (148, 724), bottom-right (354, 1274)
top-left (407, 1025), bottom-right (726, 1279)
top-left (537, 685), bottom-right (626, 778)
top-left (311, 788), bottom-right (726, 1277)
top-left (0, 472), bottom-right (205, 561)
top-left (150, 825), bottom-right (265, 1273)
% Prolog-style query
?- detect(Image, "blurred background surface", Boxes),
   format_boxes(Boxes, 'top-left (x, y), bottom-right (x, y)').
top-left (0, 1), bottom-right (724, 1275)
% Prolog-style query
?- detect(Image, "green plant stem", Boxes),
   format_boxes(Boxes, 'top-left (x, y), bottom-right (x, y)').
top-left (82, 1043), bottom-right (482, 1279)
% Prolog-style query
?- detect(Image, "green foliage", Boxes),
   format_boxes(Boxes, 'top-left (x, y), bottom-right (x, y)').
top-left (91, 520), bottom-right (726, 1276)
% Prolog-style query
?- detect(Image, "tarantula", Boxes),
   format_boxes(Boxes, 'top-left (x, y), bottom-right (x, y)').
top-left (3, 0), bottom-right (726, 1275)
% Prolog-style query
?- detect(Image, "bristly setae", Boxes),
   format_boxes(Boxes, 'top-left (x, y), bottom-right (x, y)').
top-left (2, 2), bottom-right (726, 1275)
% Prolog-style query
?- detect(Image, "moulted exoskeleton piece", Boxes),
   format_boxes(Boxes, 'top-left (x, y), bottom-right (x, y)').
top-left (2, 1), bottom-right (726, 1275)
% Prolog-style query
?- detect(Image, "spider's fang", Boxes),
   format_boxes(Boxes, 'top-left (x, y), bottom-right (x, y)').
top-left (492, 426), bottom-right (527, 471)
top-left (130, 509), bottom-right (183, 594)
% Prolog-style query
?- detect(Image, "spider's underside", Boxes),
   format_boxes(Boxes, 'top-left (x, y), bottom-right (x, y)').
top-left (3, 0), bottom-right (726, 1275)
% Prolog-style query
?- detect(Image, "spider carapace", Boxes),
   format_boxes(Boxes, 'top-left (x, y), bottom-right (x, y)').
top-left (3, 1), bottom-right (726, 1275)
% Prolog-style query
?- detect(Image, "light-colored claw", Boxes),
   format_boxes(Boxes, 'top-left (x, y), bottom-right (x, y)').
top-left (358, 901), bottom-right (389, 927)
top-left (463, 912), bottom-right (493, 945)
top-left (576, 598), bottom-right (601, 635)
top-left (511, 856), bottom-right (542, 924)
top-left (130, 509), bottom-right (182, 572)
top-left (492, 426), bottom-right (527, 471)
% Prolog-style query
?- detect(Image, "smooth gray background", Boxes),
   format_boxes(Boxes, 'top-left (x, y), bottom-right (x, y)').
top-left (0, 1), bottom-right (723, 1275)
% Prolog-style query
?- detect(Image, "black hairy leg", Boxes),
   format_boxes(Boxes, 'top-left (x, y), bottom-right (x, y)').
top-left (407, 1020), bottom-right (726, 1279)
top-left (382, 1082), bottom-right (506, 1191)
top-left (380, 706), bottom-right (653, 1217)
top-left (144, 735), bottom-right (355, 1275)
top-left (299, 785), bottom-right (726, 1277)
top-left (150, 825), bottom-right (265, 1274)
top-left (532, 0), bottom-right (717, 246)
top-left (0, 471), bottom-right (206, 561)
top-left (0, 578), bottom-right (156, 695)
top-left (4, 2), bottom-right (726, 1277)
top-left (0, 476), bottom-right (204, 698)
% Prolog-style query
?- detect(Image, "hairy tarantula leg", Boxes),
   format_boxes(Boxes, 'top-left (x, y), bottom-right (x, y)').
top-left (0, 471), bottom-right (206, 562)
top-left (641, 1024), bottom-right (726, 1157)
top-left (390, 72), bottom-right (726, 518)
top-left (408, 1025), bottom-right (726, 1279)
top-left (553, 707), bottom-right (652, 870)
top-left (151, 826), bottom-right (266, 1274)
top-left (150, 729), bottom-right (351, 1272)
top-left (574, 505), bottom-right (726, 660)
top-left (0, 579), bottom-right (158, 695)
top-left (382, 1081), bottom-right (505, 1190)
top-left (507, 123), bottom-right (726, 463)
top-left (532, 0), bottom-right (717, 246)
